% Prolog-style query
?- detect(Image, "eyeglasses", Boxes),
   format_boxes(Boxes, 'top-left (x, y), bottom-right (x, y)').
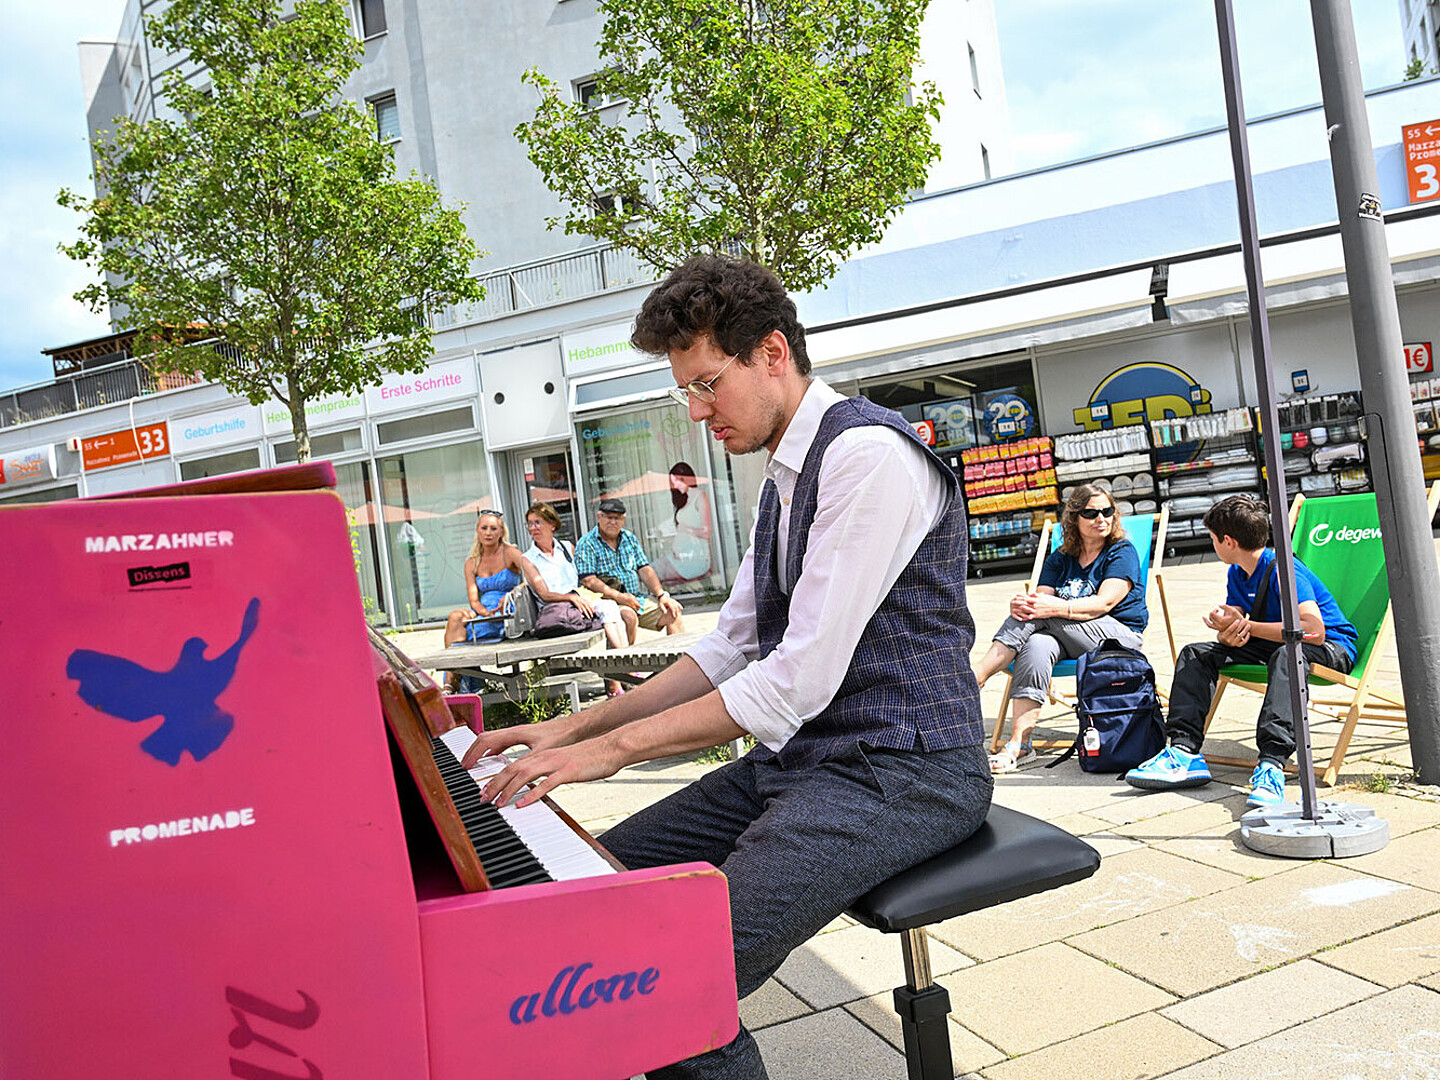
top-left (669, 353), bottom-right (739, 407)
top-left (1078, 506), bottom-right (1116, 520)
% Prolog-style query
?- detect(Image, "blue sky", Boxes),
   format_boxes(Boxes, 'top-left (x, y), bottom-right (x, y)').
top-left (0, 0), bottom-right (1411, 392)
top-left (994, 0), bottom-right (1406, 173)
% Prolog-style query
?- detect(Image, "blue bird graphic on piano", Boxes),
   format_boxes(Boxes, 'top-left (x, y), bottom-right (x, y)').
top-left (66, 597), bottom-right (261, 766)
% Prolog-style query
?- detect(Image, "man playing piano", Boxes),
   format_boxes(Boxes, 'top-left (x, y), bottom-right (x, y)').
top-left (468, 255), bottom-right (993, 1079)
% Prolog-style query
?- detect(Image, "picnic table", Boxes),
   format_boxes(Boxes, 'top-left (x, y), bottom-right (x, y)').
top-left (564, 630), bottom-right (745, 759)
top-left (411, 629), bottom-right (606, 712)
top-left (561, 630), bottom-right (709, 686)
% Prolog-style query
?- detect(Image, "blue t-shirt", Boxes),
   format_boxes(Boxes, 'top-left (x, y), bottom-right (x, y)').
top-left (1038, 539), bottom-right (1148, 631)
top-left (1225, 548), bottom-right (1358, 662)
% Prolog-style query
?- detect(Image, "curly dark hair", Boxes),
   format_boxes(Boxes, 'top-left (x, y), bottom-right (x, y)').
top-left (1059, 483), bottom-right (1128, 557)
top-left (630, 254), bottom-right (811, 375)
top-left (1203, 494), bottom-right (1271, 549)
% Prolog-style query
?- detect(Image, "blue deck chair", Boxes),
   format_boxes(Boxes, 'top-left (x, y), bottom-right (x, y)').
top-left (989, 508), bottom-right (1169, 754)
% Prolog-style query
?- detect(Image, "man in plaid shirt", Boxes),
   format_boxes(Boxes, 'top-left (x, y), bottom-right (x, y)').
top-left (575, 497), bottom-right (686, 637)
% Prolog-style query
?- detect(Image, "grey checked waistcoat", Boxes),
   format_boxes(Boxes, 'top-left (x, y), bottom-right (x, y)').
top-left (751, 396), bottom-right (983, 769)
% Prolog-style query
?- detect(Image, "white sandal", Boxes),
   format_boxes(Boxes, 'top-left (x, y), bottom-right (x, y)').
top-left (989, 741), bottom-right (1036, 774)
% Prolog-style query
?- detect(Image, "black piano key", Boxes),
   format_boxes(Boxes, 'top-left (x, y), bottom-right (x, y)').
top-left (430, 736), bottom-right (552, 888)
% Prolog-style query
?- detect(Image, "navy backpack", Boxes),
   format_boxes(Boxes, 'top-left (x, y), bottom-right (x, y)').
top-left (1050, 638), bottom-right (1167, 773)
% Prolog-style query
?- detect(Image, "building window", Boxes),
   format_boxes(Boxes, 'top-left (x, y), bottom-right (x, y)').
top-left (0, 483), bottom-right (78, 506)
top-left (178, 447), bottom-right (261, 480)
top-left (378, 441), bottom-right (494, 623)
top-left (969, 44), bottom-right (981, 97)
top-left (981, 144), bottom-right (991, 180)
top-left (575, 76), bottom-right (616, 109)
top-left (272, 427), bottom-right (364, 464)
top-left (376, 405), bottom-right (473, 445)
top-left (355, 0), bottom-right (387, 37)
top-left (593, 192), bottom-right (633, 218)
top-left (372, 93), bottom-right (400, 142)
top-left (573, 400), bottom-right (727, 598)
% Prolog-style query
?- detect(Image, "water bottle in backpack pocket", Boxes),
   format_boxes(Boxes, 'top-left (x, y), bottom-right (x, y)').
top-left (1049, 638), bottom-right (1167, 773)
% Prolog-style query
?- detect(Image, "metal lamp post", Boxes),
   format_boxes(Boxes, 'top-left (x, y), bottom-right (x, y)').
top-left (1213, 0), bottom-right (1406, 857)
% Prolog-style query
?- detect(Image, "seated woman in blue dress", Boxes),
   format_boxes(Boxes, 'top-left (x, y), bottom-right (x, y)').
top-left (443, 510), bottom-right (527, 646)
top-left (972, 483), bottom-right (1149, 773)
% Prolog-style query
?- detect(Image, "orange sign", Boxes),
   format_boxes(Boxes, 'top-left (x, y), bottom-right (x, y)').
top-left (1403, 119), bottom-right (1440, 204)
top-left (81, 422), bottom-right (171, 472)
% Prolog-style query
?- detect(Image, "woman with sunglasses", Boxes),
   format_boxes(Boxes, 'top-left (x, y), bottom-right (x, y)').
top-left (973, 483), bottom-right (1149, 772)
top-left (443, 509), bottom-right (527, 647)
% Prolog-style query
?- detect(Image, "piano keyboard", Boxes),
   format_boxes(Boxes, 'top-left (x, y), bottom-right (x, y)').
top-left (433, 727), bottom-right (617, 888)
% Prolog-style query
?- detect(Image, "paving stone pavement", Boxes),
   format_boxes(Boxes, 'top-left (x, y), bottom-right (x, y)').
top-left (394, 542), bottom-right (1440, 1078)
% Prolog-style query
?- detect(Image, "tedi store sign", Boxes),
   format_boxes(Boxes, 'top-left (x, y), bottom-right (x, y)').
top-left (1072, 362), bottom-right (1213, 431)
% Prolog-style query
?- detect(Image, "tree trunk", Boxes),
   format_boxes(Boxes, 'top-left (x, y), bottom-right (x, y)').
top-left (286, 372), bottom-right (311, 464)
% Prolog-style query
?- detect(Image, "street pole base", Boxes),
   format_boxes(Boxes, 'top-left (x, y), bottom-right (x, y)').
top-left (1240, 801), bottom-right (1389, 858)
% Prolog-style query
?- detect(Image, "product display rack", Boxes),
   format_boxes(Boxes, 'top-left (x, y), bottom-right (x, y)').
top-left (1052, 425), bottom-right (1158, 523)
top-left (1271, 391), bottom-right (1369, 502)
top-left (1151, 407), bottom-right (1263, 549)
top-left (960, 436), bottom-right (1058, 575)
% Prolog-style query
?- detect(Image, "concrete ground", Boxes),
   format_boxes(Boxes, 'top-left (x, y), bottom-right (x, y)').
top-left (395, 542), bottom-right (1440, 1079)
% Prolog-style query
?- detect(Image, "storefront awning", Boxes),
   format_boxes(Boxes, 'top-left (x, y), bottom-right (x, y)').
top-left (1165, 212), bottom-right (1440, 324)
top-left (805, 268), bottom-right (1158, 379)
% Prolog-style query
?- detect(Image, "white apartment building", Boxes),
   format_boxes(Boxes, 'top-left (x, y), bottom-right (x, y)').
top-left (78, 0), bottom-right (1013, 272)
top-left (1401, 0), bottom-right (1440, 72)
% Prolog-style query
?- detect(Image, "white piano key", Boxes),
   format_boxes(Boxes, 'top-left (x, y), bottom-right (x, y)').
top-left (436, 724), bottom-right (616, 881)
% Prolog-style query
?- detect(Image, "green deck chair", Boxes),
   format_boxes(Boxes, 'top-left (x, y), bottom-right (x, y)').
top-left (1199, 483), bottom-right (1439, 785)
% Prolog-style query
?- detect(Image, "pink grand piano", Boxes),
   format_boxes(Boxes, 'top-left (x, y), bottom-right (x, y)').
top-left (0, 465), bottom-right (737, 1080)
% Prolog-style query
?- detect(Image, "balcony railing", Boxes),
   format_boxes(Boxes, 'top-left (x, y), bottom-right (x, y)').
top-left (0, 359), bottom-right (203, 429)
top-left (431, 242), bottom-right (658, 329)
top-left (5, 242), bottom-right (654, 428)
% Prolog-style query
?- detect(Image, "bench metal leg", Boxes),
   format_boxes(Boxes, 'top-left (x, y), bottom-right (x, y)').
top-left (894, 928), bottom-right (953, 1080)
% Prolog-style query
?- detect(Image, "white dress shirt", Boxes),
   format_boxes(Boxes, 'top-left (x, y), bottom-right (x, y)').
top-left (687, 379), bottom-right (950, 751)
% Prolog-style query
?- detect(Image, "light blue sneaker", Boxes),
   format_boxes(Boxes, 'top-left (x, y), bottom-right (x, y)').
top-left (1125, 746), bottom-right (1212, 790)
top-left (1246, 761), bottom-right (1287, 807)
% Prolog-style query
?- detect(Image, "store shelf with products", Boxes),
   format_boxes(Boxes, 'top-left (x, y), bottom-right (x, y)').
top-left (1409, 379), bottom-right (1440, 514)
top-left (1272, 392), bottom-right (1368, 502)
top-left (1151, 408), bottom-right (1262, 545)
top-left (1052, 425), bottom-right (1159, 520)
top-left (960, 436), bottom-right (1057, 574)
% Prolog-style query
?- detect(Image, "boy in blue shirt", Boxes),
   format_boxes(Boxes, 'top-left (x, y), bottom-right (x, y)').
top-left (1127, 494), bottom-right (1357, 806)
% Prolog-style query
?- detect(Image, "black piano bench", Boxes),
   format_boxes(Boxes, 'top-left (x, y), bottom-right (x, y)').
top-left (845, 805), bottom-right (1101, 1080)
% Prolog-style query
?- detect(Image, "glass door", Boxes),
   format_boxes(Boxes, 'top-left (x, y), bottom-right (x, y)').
top-left (509, 445), bottom-right (581, 543)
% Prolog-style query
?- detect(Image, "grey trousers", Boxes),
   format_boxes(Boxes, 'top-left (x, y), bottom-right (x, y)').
top-left (602, 741), bottom-right (993, 1080)
top-left (993, 614), bottom-right (1144, 705)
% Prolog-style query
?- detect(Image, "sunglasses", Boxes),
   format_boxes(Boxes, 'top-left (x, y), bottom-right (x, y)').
top-left (1078, 506), bottom-right (1116, 520)
top-left (478, 509), bottom-right (504, 518)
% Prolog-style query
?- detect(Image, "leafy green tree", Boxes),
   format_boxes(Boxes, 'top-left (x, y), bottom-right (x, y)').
top-left (515, 0), bottom-right (941, 292)
top-left (59, 0), bottom-right (483, 461)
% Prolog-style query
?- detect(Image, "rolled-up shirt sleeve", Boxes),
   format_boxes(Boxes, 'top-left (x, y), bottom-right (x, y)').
top-left (687, 540), bottom-right (762, 688)
top-left (699, 427), bottom-right (947, 751)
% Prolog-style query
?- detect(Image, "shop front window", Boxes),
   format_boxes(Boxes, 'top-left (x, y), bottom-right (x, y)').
top-left (333, 460), bottom-right (388, 625)
top-left (575, 402), bottom-right (729, 600)
top-left (863, 357), bottom-right (1038, 447)
top-left (0, 483), bottom-right (79, 506)
top-left (378, 440), bottom-right (494, 625)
